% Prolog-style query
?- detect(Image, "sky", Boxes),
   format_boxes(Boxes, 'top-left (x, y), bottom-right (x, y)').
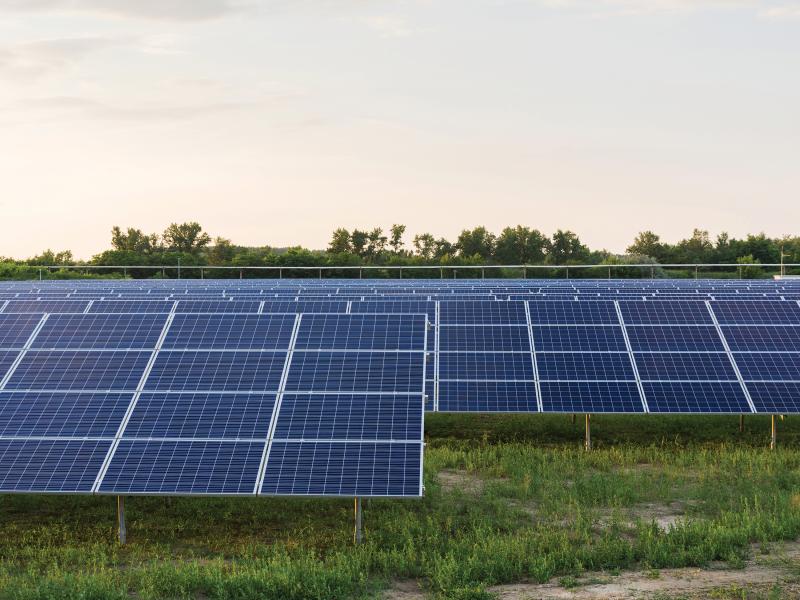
top-left (1, 0), bottom-right (799, 259)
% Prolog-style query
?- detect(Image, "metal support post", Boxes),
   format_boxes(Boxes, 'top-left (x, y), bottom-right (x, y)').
top-left (771, 415), bottom-right (777, 450)
top-left (739, 415), bottom-right (744, 433)
top-left (117, 496), bottom-right (126, 545)
top-left (584, 414), bottom-right (591, 451)
top-left (239, 269), bottom-right (243, 279)
top-left (571, 413), bottom-right (575, 425)
top-left (39, 269), bottom-right (42, 281)
top-left (359, 268), bottom-right (363, 279)
top-left (399, 268), bottom-right (402, 279)
top-left (354, 497), bottom-right (363, 544)
top-left (566, 267), bottom-right (569, 279)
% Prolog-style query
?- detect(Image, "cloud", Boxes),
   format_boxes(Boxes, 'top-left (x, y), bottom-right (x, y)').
top-left (0, 0), bottom-right (250, 21)
top-left (531, 0), bottom-right (758, 16)
top-left (357, 15), bottom-right (425, 37)
top-left (759, 4), bottom-right (800, 18)
top-left (0, 37), bottom-right (123, 80)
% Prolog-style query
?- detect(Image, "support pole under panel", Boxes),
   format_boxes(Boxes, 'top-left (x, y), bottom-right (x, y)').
top-left (740, 414), bottom-right (744, 433)
top-left (117, 496), bottom-right (126, 545)
top-left (584, 414), bottom-right (592, 451)
top-left (771, 415), bottom-right (777, 450)
top-left (354, 497), bottom-right (363, 544)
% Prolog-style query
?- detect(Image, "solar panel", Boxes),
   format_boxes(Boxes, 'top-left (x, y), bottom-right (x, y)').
top-left (533, 326), bottom-right (627, 352)
top-left (32, 314), bottom-right (168, 350)
top-left (174, 300), bottom-right (262, 313)
top-left (625, 326), bottom-right (725, 352)
top-left (712, 301), bottom-right (800, 325)
top-left (734, 353), bottom-right (800, 380)
top-left (3, 300), bottom-right (89, 314)
top-left (437, 381), bottom-right (537, 412)
top-left (162, 314), bottom-right (295, 350)
top-left (618, 301), bottom-right (713, 325)
top-left (0, 314), bottom-right (46, 348)
top-left (746, 382), bottom-right (800, 413)
top-left (642, 382), bottom-right (751, 413)
top-left (145, 351), bottom-right (287, 392)
top-left (723, 326), bottom-right (800, 352)
top-left (6, 351), bottom-right (151, 391)
top-left (88, 301), bottom-right (174, 314)
top-left (439, 301), bottom-right (527, 325)
top-left (537, 353), bottom-right (634, 380)
top-left (528, 301), bottom-right (619, 324)
top-left (539, 382), bottom-right (643, 413)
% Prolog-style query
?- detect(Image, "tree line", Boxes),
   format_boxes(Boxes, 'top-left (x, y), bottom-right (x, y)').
top-left (2, 222), bottom-right (799, 279)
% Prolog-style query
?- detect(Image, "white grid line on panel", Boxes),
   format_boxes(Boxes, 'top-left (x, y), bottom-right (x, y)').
top-left (0, 314), bottom-right (49, 390)
top-left (258, 301), bottom-right (265, 314)
top-left (0, 300), bottom-right (9, 314)
top-left (254, 314), bottom-right (302, 494)
top-left (346, 301), bottom-right (352, 314)
top-left (434, 301), bottom-right (440, 411)
top-left (524, 301), bottom-right (543, 413)
top-left (615, 301), bottom-right (649, 413)
top-left (83, 300), bottom-right (94, 314)
top-left (91, 313), bottom-right (176, 492)
top-left (705, 301), bottom-right (757, 414)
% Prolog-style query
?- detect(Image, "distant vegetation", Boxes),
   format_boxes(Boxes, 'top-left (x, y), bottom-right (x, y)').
top-left (2, 222), bottom-right (799, 279)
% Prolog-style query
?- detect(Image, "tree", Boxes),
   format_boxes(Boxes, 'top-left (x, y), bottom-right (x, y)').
top-left (677, 228), bottom-right (713, 262)
top-left (351, 230), bottom-right (368, 257)
top-left (413, 233), bottom-right (436, 260)
top-left (111, 226), bottom-right (159, 254)
top-left (433, 238), bottom-right (455, 260)
top-left (627, 231), bottom-right (663, 261)
top-left (365, 228), bottom-right (387, 260)
top-left (27, 249), bottom-right (73, 266)
top-left (548, 230), bottom-right (589, 264)
top-left (207, 237), bottom-right (236, 265)
top-left (494, 226), bottom-right (549, 264)
top-left (737, 255), bottom-right (762, 279)
top-left (389, 224), bottom-right (406, 254)
top-left (162, 222), bottom-right (211, 254)
top-left (328, 228), bottom-right (352, 254)
top-left (457, 227), bottom-right (495, 259)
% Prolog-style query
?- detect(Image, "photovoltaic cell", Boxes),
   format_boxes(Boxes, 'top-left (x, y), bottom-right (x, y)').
top-left (439, 326), bottom-right (530, 352)
top-left (294, 314), bottom-right (426, 351)
top-left (625, 326), bottom-right (724, 352)
top-left (99, 440), bottom-right (263, 494)
top-left (0, 351), bottom-right (21, 381)
top-left (734, 353), bottom-right (800, 381)
top-left (634, 353), bottom-right (737, 381)
top-left (0, 439), bottom-right (111, 493)
top-left (261, 441), bottom-right (421, 496)
top-left (438, 352), bottom-right (533, 381)
top-left (124, 393), bottom-right (277, 439)
top-left (618, 301), bottom-right (712, 325)
top-left (145, 351), bottom-right (287, 392)
top-left (537, 353), bottom-right (634, 380)
top-left (437, 381), bottom-right (537, 412)
top-left (162, 314), bottom-right (294, 350)
top-left (712, 301), bottom-right (800, 325)
top-left (528, 301), bottom-right (619, 324)
top-left (88, 301), bottom-right (174, 314)
top-left (32, 314), bottom-right (168, 350)
top-left (261, 301), bottom-right (348, 314)
top-left (3, 300), bottom-right (89, 314)
top-left (439, 301), bottom-right (527, 325)
top-left (0, 391), bottom-right (131, 437)
top-left (539, 381), bottom-right (643, 413)
top-left (6, 351), bottom-right (151, 391)
top-left (174, 300), bottom-right (262, 313)
top-left (273, 394), bottom-right (422, 440)
top-left (643, 382), bottom-right (751, 413)
top-left (747, 382), bottom-right (800, 413)
top-left (0, 314), bottom-right (44, 348)
top-left (284, 352), bottom-right (424, 393)
top-left (533, 326), bottom-right (627, 352)
top-left (723, 326), bottom-right (800, 352)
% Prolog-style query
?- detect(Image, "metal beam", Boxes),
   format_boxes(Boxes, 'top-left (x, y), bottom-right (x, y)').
top-left (354, 497), bottom-right (363, 544)
top-left (117, 496), bottom-right (126, 545)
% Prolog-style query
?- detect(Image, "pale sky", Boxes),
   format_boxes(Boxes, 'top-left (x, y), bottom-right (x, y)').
top-left (1, 0), bottom-right (799, 259)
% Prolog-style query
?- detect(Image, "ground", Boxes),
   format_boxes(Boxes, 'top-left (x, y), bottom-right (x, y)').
top-left (1, 414), bottom-right (800, 599)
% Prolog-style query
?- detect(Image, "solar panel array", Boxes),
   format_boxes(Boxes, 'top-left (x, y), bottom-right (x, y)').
top-left (2, 278), bottom-right (800, 497)
top-left (0, 310), bottom-right (427, 496)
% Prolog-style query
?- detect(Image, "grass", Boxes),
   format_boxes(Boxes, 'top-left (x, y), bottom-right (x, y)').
top-left (1, 414), bottom-right (799, 599)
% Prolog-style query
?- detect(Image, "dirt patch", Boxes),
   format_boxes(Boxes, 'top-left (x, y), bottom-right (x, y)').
top-left (383, 579), bottom-right (425, 600)
top-left (490, 542), bottom-right (800, 599)
top-left (438, 469), bottom-right (485, 495)
top-left (597, 501), bottom-right (690, 531)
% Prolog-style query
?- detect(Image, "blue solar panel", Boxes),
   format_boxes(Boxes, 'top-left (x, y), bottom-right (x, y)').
top-left (261, 301), bottom-right (348, 313)
top-left (439, 326), bottom-right (530, 352)
top-left (618, 301), bottom-right (712, 325)
top-left (162, 314), bottom-right (295, 350)
top-left (0, 439), bottom-right (111, 493)
top-left (712, 301), bottom-right (800, 325)
top-left (145, 351), bottom-right (287, 391)
top-left (0, 391), bottom-right (131, 437)
top-left (274, 394), bottom-right (422, 440)
top-left (294, 314), bottom-right (426, 351)
top-left (3, 300), bottom-right (89, 313)
top-left (734, 353), bottom-right (800, 380)
top-left (539, 382), bottom-right (643, 413)
top-left (537, 353), bottom-right (634, 380)
top-left (124, 393), bottom-right (277, 439)
top-left (635, 353), bottom-right (737, 380)
top-left (0, 314), bottom-right (44, 348)
top-left (261, 441), bottom-right (421, 496)
top-left (723, 326), bottom-right (800, 352)
top-left (528, 301), bottom-right (619, 324)
top-left (99, 440), bottom-right (263, 495)
top-left (439, 302), bottom-right (527, 325)
top-left (351, 301), bottom-right (436, 321)
top-left (32, 314), bottom-right (168, 350)
top-left (533, 326), bottom-right (627, 352)
top-left (625, 326), bottom-right (724, 352)
top-left (0, 351), bottom-right (20, 381)
top-left (438, 352), bottom-right (533, 381)
top-left (284, 352), bottom-right (424, 393)
top-left (643, 382), bottom-right (751, 413)
top-left (174, 300), bottom-right (262, 313)
top-left (6, 351), bottom-right (150, 391)
top-left (437, 381), bottom-right (537, 412)
top-left (746, 382), bottom-right (800, 413)
top-left (89, 301), bottom-right (174, 313)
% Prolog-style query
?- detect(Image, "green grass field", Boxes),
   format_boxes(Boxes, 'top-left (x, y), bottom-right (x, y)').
top-left (2, 415), bottom-right (800, 599)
